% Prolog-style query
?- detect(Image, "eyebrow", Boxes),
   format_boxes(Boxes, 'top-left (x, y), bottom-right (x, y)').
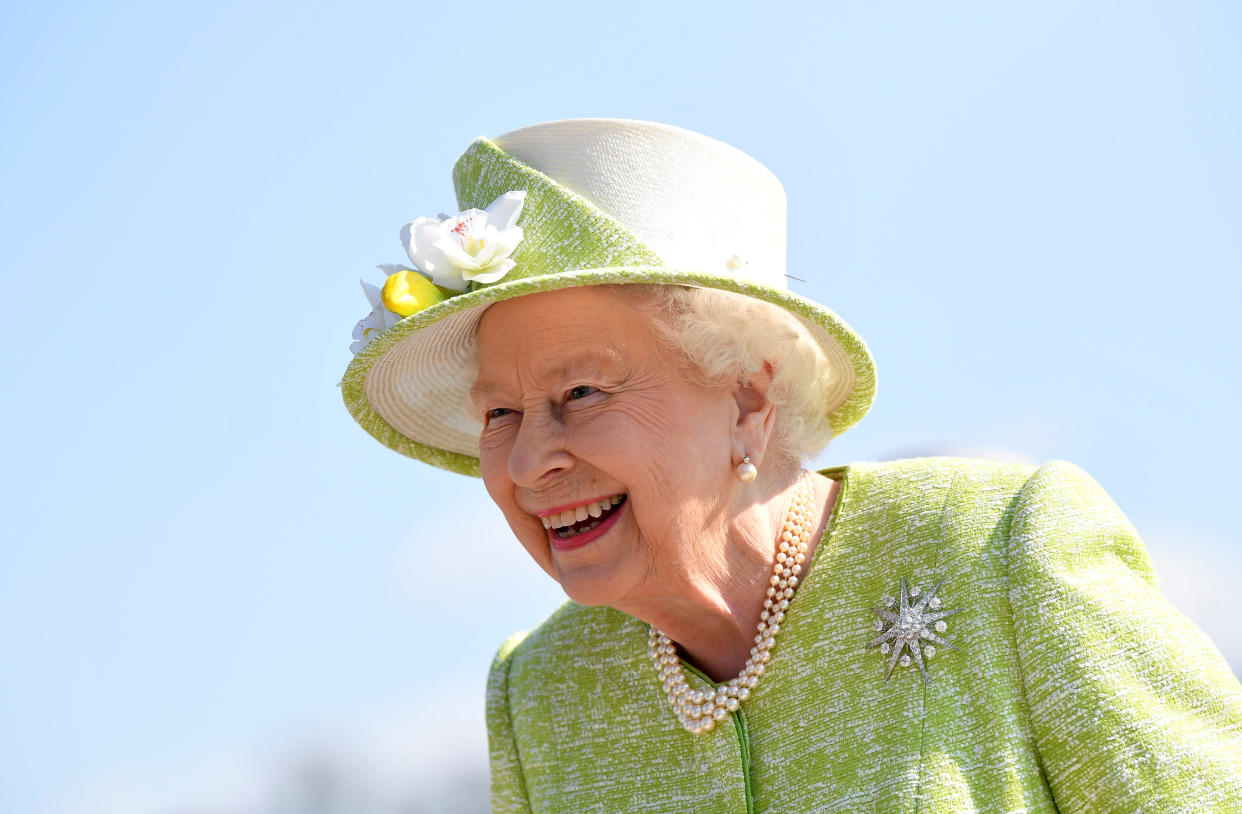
top-left (470, 350), bottom-right (623, 406)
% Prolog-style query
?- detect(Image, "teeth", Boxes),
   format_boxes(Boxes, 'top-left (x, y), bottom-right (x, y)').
top-left (544, 494), bottom-right (627, 532)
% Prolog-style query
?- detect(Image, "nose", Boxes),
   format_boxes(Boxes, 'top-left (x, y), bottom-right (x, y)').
top-left (507, 408), bottom-right (574, 487)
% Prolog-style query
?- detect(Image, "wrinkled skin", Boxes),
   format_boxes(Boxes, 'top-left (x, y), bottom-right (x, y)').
top-left (471, 285), bottom-right (835, 681)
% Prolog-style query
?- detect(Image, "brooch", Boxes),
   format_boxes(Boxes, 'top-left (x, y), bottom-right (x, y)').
top-left (866, 577), bottom-right (961, 683)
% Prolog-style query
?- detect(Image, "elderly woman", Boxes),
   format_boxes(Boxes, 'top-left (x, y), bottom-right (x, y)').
top-left (342, 119), bottom-right (1242, 813)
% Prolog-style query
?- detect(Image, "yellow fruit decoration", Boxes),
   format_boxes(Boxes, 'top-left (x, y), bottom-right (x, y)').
top-left (381, 270), bottom-right (448, 316)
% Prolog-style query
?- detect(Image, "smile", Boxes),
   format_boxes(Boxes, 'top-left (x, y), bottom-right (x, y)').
top-left (541, 493), bottom-right (628, 538)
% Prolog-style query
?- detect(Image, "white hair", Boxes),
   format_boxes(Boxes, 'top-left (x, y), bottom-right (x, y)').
top-left (620, 284), bottom-right (836, 467)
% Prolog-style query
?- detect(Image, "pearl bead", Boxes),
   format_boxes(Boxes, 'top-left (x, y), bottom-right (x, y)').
top-left (648, 471), bottom-right (814, 735)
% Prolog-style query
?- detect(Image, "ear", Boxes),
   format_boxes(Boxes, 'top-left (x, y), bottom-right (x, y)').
top-left (732, 361), bottom-right (777, 468)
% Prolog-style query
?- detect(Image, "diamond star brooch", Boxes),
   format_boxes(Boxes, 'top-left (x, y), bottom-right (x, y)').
top-left (866, 577), bottom-right (962, 683)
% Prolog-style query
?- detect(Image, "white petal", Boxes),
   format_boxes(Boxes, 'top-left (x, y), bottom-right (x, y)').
top-left (469, 224), bottom-right (503, 266)
top-left (484, 191), bottom-right (526, 231)
top-left (363, 303), bottom-right (401, 332)
top-left (408, 218), bottom-right (449, 272)
top-left (464, 257), bottom-right (516, 284)
top-left (352, 316), bottom-right (367, 340)
top-left (430, 269), bottom-right (470, 292)
top-left (398, 222), bottom-right (413, 255)
top-left (436, 237), bottom-right (482, 271)
top-left (360, 280), bottom-right (383, 310)
top-left (486, 226), bottom-right (523, 260)
top-left (438, 211), bottom-right (485, 247)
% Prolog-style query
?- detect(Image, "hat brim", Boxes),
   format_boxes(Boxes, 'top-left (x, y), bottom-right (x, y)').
top-left (341, 266), bottom-right (877, 477)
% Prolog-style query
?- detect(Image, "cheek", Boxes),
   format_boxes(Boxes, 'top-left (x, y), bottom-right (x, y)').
top-left (585, 392), bottom-right (730, 470)
top-left (480, 451), bottom-right (551, 548)
top-left (479, 450), bottom-right (509, 506)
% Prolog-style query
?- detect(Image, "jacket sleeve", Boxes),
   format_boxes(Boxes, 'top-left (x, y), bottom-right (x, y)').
top-left (486, 631), bottom-right (533, 814)
top-left (1007, 461), bottom-right (1242, 813)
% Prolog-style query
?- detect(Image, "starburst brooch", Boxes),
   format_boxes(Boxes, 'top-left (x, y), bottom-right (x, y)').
top-left (866, 577), bottom-right (962, 683)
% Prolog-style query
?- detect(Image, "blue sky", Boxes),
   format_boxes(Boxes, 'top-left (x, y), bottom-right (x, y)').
top-left (2, 2), bottom-right (1239, 812)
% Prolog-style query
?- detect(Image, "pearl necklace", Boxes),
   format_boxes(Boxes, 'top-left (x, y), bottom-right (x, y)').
top-left (647, 470), bottom-right (815, 735)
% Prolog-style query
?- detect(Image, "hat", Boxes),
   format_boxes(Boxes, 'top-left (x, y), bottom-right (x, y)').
top-left (340, 118), bottom-right (876, 476)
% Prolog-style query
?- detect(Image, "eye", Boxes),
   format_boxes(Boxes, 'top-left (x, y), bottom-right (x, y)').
top-left (568, 385), bottom-right (598, 400)
top-left (484, 407), bottom-right (514, 425)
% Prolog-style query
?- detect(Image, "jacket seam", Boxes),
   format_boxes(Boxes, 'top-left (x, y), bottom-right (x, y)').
top-left (1001, 464), bottom-right (1059, 813)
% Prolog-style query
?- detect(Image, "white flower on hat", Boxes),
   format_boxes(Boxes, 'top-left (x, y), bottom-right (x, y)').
top-left (349, 279), bottom-right (403, 355)
top-left (400, 191), bottom-right (527, 292)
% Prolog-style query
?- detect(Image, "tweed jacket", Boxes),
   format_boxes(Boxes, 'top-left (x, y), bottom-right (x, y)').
top-left (485, 456), bottom-right (1242, 813)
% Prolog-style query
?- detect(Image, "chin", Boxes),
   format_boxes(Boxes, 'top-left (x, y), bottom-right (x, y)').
top-left (552, 563), bottom-right (634, 608)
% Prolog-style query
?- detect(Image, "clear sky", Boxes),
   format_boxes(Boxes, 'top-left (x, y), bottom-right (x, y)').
top-left (2, 2), bottom-right (1239, 812)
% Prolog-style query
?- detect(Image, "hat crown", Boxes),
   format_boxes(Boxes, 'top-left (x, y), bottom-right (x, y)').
top-left (463, 118), bottom-right (789, 288)
top-left (343, 118), bottom-right (876, 476)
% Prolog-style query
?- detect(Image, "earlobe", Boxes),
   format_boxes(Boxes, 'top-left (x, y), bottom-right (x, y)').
top-left (732, 363), bottom-right (777, 471)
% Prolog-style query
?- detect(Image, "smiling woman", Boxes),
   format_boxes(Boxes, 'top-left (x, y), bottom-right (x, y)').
top-left (340, 118), bottom-right (1242, 812)
top-left (471, 285), bottom-right (838, 677)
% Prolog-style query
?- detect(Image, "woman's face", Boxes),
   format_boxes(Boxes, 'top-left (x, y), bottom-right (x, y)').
top-left (472, 286), bottom-right (741, 608)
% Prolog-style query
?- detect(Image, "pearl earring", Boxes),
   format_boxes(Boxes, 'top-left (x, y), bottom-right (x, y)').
top-left (734, 455), bottom-right (758, 483)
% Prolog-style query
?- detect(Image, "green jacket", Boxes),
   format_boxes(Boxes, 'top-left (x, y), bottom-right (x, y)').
top-left (485, 457), bottom-right (1242, 812)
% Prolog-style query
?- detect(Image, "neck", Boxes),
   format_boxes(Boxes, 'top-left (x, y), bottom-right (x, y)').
top-left (616, 469), bottom-right (840, 684)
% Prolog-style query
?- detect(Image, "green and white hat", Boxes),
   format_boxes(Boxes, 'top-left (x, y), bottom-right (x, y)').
top-left (341, 118), bottom-right (876, 476)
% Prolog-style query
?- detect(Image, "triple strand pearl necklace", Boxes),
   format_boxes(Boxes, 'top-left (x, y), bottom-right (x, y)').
top-left (647, 470), bottom-right (815, 735)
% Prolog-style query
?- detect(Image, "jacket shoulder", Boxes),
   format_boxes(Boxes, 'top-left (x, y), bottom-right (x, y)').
top-left (847, 454), bottom-right (1039, 488)
top-left (488, 599), bottom-right (644, 688)
top-left (843, 455), bottom-right (1040, 524)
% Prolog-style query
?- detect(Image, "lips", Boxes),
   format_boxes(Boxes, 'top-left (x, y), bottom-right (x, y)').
top-left (541, 493), bottom-right (627, 539)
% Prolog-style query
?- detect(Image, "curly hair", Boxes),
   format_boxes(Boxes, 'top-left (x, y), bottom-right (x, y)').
top-left (620, 284), bottom-right (838, 468)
